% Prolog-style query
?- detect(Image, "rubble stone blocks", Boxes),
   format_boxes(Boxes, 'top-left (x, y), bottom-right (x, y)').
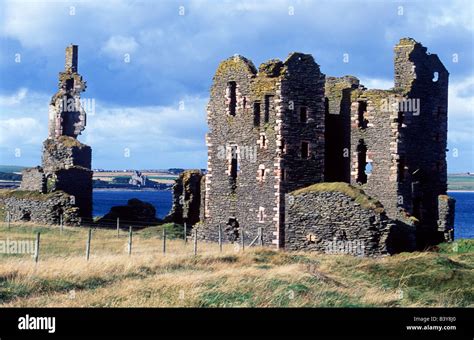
top-left (0, 190), bottom-right (81, 225)
top-left (196, 37), bottom-right (454, 254)
top-left (165, 170), bottom-right (203, 227)
top-left (2, 45), bottom-right (92, 225)
top-left (285, 183), bottom-right (395, 256)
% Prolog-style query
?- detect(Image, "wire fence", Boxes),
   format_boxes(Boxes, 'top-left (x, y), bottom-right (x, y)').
top-left (0, 215), bottom-right (267, 263)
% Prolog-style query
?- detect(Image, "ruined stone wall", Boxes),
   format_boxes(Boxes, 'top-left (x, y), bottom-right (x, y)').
top-left (437, 195), bottom-right (455, 242)
top-left (277, 53), bottom-right (326, 247)
top-left (394, 38), bottom-right (449, 245)
top-left (284, 183), bottom-right (397, 256)
top-left (199, 55), bottom-right (279, 245)
top-left (343, 38), bottom-right (451, 248)
top-left (199, 53), bottom-right (326, 248)
top-left (324, 76), bottom-right (359, 182)
top-left (165, 169), bottom-right (203, 227)
top-left (0, 190), bottom-right (81, 225)
top-left (18, 45), bottom-right (93, 221)
top-left (20, 167), bottom-right (46, 192)
top-left (42, 136), bottom-right (91, 171)
top-left (350, 89), bottom-right (401, 218)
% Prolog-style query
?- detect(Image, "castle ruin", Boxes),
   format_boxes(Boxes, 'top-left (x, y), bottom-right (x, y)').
top-left (196, 38), bottom-right (455, 255)
top-left (2, 45), bottom-right (93, 225)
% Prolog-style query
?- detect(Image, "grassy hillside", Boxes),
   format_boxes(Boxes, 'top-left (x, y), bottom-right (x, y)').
top-left (0, 223), bottom-right (472, 307)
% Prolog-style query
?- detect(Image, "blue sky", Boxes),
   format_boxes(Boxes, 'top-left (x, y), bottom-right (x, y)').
top-left (0, 0), bottom-right (473, 172)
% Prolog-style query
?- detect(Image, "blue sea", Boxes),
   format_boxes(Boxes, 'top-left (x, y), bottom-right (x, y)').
top-left (449, 192), bottom-right (474, 240)
top-left (93, 189), bottom-right (172, 219)
top-left (93, 190), bottom-right (473, 239)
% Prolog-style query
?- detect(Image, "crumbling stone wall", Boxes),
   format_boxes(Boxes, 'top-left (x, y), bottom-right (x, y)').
top-left (16, 45), bottom-right (93, 221)
top-left (198, 53), bottom-right (325, 247)
top-left (20, 167), bottom-right (46, 192)
top-left (42, 136), bottom-right (91, 171)
top-left (165, 169), bottom-right (203, 227)
top-left (324, 76), bottom-right (360, 182)
top-left (284, 183), bottom-right (415, 256)
top-left (344, 38), bottom-right (452, 248)
top-left (0, 190), bottom-right (81, 225)
top-left (437, 195), bottom-right (455, 242)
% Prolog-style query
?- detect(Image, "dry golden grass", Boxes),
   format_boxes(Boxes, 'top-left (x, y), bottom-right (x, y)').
top-left (0, 222), bottom-right (472, 307)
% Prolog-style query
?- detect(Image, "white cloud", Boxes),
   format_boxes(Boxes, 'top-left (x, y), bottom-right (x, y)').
top-left (0, 88), bottom-right (28, 106)
top-left (0, 117), bottom-right (42, 145)
top-left (358, 77), bottom-right (393, 90)
top-left (426, 0), bottom-right (474, 32)
top-left (101, 35), bottom-right (139, 57)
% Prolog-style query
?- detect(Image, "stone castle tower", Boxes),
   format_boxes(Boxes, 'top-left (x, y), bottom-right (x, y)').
top-left (197, 38), bottom-right (455, 252)
top-left (19, 45), bottom-right (93, 221)
top-left (199, 53), bottom-right (326, 248)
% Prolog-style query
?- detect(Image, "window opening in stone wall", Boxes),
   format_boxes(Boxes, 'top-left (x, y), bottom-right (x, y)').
top-left (229, 145), bottom-right (238, 190)
top-left (365, 162), bottom-right (373, 175)
top-left (258, 207), bottom-right (265, 223)
top-left (432, 72), bottom-right (439, 82)
top-left (398, 157), bottom-right (406, 182)
top-left (301, 141), bottom-right (309, 159)
top-left (397, 111), bottom-right (404, 129)
top-left (356, 139), bottom-right (368, 184)
top-left (357, 101), bottom-right (368, 129)
top-left (253, 102), bottom-right (261, 126)
top-left (264, 95), bottom-right (272, 123)
top-left (300, 106), bottom-right (308, 123)
top-left (261, 134), bottom-right (266, 148)
top-left (228, 81), bottom-right (237, 116)
top-left (280, 139), bottom-right (285, 153)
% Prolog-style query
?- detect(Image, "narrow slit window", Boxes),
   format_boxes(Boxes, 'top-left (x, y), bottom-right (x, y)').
top-left (301, 141), bottom-right (309, 159)
top-left (398, 157), bottom-right (406, 182)
top-left (228, 81), bottom-right (237, 116)
top-left (264, 95), bottom-right (272, 123)
top-left (358, 101), bottom-right (368, 129)
top-left (300, 106), bottom-right (308, 123)
top-left (229, 145), bottom-right (238, 190)
top-left (253, 102), bottom-right (261, 126)
top-left (356, 139), bottom-right (367, 184)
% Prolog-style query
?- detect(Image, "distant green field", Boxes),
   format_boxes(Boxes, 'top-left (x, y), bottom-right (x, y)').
top-left (448, 175), bottom-right (474, 191)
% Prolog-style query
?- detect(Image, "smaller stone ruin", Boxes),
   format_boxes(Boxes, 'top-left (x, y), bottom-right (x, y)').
top-left (0, 45), bottom-right (92, 226)
top-left (164, 170), bottom-right (203, 228)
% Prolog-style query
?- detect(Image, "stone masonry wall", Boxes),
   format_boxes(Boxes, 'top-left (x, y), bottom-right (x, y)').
top-left (0, 190), bottom-right (81, 225)
top-left (20, 167), bottom-right (46, 192)
top-left (284, 183), bottom-right (399, 256)
top-left (324, 76), bottom-right (360, 182)
top-left (42, 136), bottom-right (91, 171)
top-left (165, 169), bottom-right (203, 228)
top-left (437, 195), bottom-right (455, 242)
top-left (198, 53), bottom-right (326, 248)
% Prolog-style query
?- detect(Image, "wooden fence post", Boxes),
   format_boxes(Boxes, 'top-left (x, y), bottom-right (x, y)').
top-left (34, 232), bottom-right (40, 263)
top-left (240, 226), bottom-right (245, 252)
top-left (184, 222), bottom-right (187, 244)
top-left (60, 214), bottom-right (63, 235)
top-left (193, 229), bottom-right (198, 256)
top-left (128, 226), bottom-right (133, 256)
top-left (258, 227), bottom-right (263, 246)
top-left (116, 218), bottom-right (120, 238)
top-left (86, 228), bottom-right (92, 261)
top-left (163, 228), bottom-right (167, 254)
top-left (218, 224), bottom-right (222, 252)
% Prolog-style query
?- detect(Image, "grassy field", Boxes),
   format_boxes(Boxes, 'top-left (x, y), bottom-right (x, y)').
top-left (0, 223), bottom-right (472, 307)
